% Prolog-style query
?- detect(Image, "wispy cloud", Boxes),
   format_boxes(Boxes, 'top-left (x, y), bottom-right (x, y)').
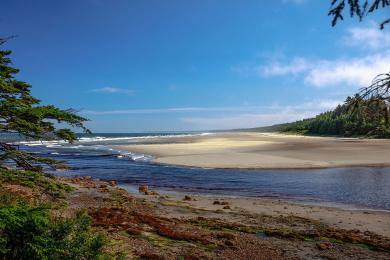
top-left (181, 110), bottom-right (315, 130)
top-left (259, 57), bottom-right (309, 77)
top-left (180, 99), bottom-right (341, 130)
top-left (245, 24), bottom-right (390, 89)
top-left (91, 87), bottom-right (133, 95)
top-left (258, 52), bottom-right (390, 88)
top-left (343, 23), bottom-right (390, 50)
top-left (82, 99), bottom-right (341, 131)
top-left (83, 106), bottom-right (265, 115)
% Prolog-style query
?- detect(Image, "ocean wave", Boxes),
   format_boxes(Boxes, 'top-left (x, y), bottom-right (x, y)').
top-left (117, 152), bottom-right (154, 162)
top-left (76, 133), bottom-right (213, 143)
top-left (14, 132), bottom-right (214, 146)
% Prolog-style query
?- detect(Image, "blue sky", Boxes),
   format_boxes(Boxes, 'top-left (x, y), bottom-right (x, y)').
top-left (2, 0), bottom-right (389, 132)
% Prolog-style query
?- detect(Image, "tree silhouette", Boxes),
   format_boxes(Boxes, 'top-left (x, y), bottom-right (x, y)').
top-left (329, 0), bottom-right (390, 29)
top-left (329, 0), bottom-right (390, 109)
top-left (0, 38), bottom-right (90, 172)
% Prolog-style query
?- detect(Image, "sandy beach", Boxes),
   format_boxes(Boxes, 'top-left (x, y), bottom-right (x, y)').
top-left (131, 191), bottom-right (390, 238)
top-left (116, 132), bottom-right (390, 169)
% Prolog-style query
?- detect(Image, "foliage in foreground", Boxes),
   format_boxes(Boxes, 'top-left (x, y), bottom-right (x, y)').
top-left (0, 169), bottom-right (107, 259)
top-left (0, 169), bottom-right (73, 195)
top-left (0, 38), bottom-right (90, 172)
top-left (0, 204), bottom-right (106, 260)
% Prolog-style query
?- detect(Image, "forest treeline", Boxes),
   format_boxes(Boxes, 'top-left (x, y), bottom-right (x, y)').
top-left (251, 95), bottom-right (390, 138)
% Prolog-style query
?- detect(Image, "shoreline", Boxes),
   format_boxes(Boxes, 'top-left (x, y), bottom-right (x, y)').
top-left (4, 172), bottom-right (390, 258)
top-left (120, 184), bottom-right (390, 238)
top-left (119, 183), bottom-right (390, 212)
top-left (150, 160), bottom-right (390, 171)
top-left (115, 132), bottom-right (390, 169)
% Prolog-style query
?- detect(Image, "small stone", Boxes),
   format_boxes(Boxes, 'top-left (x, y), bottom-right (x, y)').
top-left (108, 180), bottom-right (117, 186)
top-left (127, 227), bottom-right (142, 235)
top-left (223, 205), bottom-right (231, 210)
top-left (183, 195), bottom-right (192, 201)
top-left (225, 240), bottom-right (234, 246)
top-left (139, 185), bottom-right (148, 194)
top-left (220, 201), bottom-right (229, 205)
top-left (213, 200), bottom-right (221, 205)
top-left (316, 241), bottom-right (333, 250)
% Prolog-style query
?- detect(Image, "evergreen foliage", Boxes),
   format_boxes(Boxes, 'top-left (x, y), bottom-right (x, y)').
top-left (0, 38), bottom-right (90, 172)
top-left (329, 0), bottom-right (390, 29)
top-left (0, 204), bottom-right (106, 260)
top-left (260, 95), bottom-right (390, 137)
top-left (328, 1), bottom-right (390, 102)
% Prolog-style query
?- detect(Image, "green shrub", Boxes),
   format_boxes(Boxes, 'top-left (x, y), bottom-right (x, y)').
top-left (0, 169), bottom-right (73, 195)
top-left (0, 204), bottom-right (106, 259)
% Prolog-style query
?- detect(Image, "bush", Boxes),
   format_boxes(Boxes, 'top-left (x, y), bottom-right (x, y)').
top-left (0, 169), bottom-right (73, 196)
top-left (0, 204), bottom-right (106, 259)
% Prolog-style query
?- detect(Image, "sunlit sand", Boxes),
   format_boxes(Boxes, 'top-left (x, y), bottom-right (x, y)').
top-left (116, 132), bottom-right (390, 169)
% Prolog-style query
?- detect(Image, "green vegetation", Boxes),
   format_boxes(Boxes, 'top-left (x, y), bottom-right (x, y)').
top-left (0, 204), bottom-right (105, 259)
top-left (0, 38), bottom-right (108, 258)
top-left (0, 169), bottom-right (109, 259)
top-left (253, 95), bottom-right (390, 138)
top-left (0, 38), bottom-right (90, 172)
top-left (0, 169), bottom-right (73, 194)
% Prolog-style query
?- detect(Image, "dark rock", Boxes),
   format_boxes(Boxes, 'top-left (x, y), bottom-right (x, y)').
top-left (316, 241), bottom-right (333, 250)
top-left (183, 195), bottom-right (192, 201)
top-left (139, 185), bottom-right (148, 194)
top-left (108, 180), bottom-right (117, 186)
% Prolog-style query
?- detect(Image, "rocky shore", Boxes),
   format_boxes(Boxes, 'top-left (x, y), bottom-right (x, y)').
top-left (47, 176), bottom-right (390, 259)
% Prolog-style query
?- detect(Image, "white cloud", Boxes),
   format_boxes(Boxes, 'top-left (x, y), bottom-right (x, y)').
top-left (254, 24), bottom-right (390, 89)
top-left (83, 106), bottom-right (253, 115)
top-left (82, 99), bottom-right (341, 130)
top-left (344, 24), bottom-right (390, 50)
top-left (181, 99), bottom-right (342, 130)
top-left (258, 53), bottom-right (390, 88)
top-left (259, 57), bottom-right (309, 77)
top-left (181, 109), bottom-right (317, 130)
top-left (91, 87), bottom-right (133, 95)
top-left (83, 100), bottom-right (341, 116)
top-left (304, 54), bottom-right (390, 87)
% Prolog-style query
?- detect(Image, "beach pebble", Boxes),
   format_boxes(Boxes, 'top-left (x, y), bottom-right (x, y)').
top-left (139, 185), bottom-right (149, 194)
top-left (108, 180), bottom-right (117, 186)
top-left (183, 195), bottom-right (192, 201)
top-left (316, 242), bottom-right (333, 250)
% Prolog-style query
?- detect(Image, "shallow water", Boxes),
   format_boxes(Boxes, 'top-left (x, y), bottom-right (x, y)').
top-left (17, 134), bottom-right (390, 210)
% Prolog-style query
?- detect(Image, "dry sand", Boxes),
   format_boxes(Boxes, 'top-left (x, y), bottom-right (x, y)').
top-left (116, 132), bottom-right (390, 169)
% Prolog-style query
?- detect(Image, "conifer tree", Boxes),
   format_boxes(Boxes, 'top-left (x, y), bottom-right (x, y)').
top-left (0, 38), bottom-right (90, 172)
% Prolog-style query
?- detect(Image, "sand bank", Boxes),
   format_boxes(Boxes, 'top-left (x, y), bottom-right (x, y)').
top-left (116, 132), bottom-right (390, 169)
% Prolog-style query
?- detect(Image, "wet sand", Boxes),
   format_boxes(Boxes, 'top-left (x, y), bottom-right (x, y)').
top-left (158, 194), bottom-right (390, 238)
top-left (116, 132), bottom-right (390, 169)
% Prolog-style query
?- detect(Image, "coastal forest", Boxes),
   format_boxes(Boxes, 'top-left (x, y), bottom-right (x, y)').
top-left (256, 95), bottom-right (390, 138)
